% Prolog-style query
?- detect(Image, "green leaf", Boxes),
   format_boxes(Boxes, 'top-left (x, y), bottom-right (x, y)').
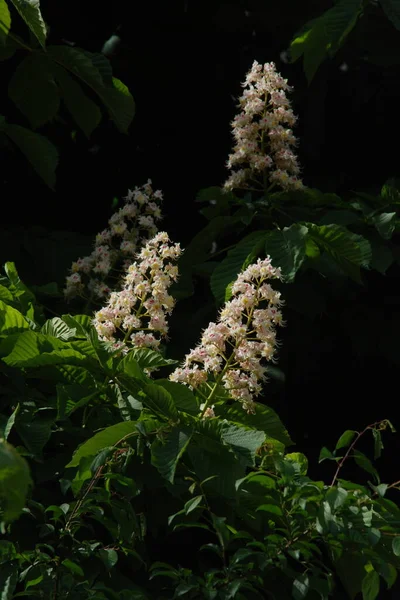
top-left (2, 330), bottom-right (91, 369)
top-left (319, 446), bottom-right (335, 462)
top-left (0, 299), bottom-right (29, 336)
top-left (264, 224), bottom-right (308, 282)
top-left (53, 64), bottom-right (101, 138)
top-left (381, 0), bottom-right (400, 32)
top-left (151, 427), bottom-right (192, 482)
top-left (222, 402), bottom-right (293, 446)
top-left (307, 224), bottom-right (371, 283)
top-left (141, 383), bottom-right (179, 421)
top-left (353, 450), bottom-right (379, 482)
top-left (41, 317), bottom-right (77, 341)
top-left (370, 212), bottom-right (396, 239)
top-left (3, 122), bottom-right (58, 188)
top-left (289, 0), bottom-right (363, 83)
top-left (61, 314), bottom-right (92, 338)
top-left (210, 230), bottom-right (268, 304)
top-left (101, 77), bottom-right (135, 133)
top-left (285, 452), bottom-right (308, 475)
top-left (380, 562), bottom-right (397, 590)
top-left (98, 548), bottom-right (118, 570)
top-left (66, 421), bottom-right (138, 468)
top-left (184, 495), bottom-right (203, 515)
top-left (221, 424), bottom-right (265, 466)
top-left (155, 380), bottom-right (198, 415)
top-left (9, 0), bottom-right (47, 48)
top-left (61, 559), bottom-right (84, 577)
top-left (370, 239), bottom-right (393, 274)
top-left (335, 429), bottom-right (357, 451)
top-left (4, 404), bottom-right (19, 440)
top-left (392, 536), bottom-right (400, 556)
top-left (124, 348), bottom-right (177, 372)
top-left (0, 0), bottom-right (11, 45)
top-left (8, 53), bottom-right (60, 129)
top-left (47, 46), bottom-right (134, 133)
top-left (362, 570), bottom-right (380, 600)
top-left (326, 486), bottom-right (348, 510)
top-left (293, 574), bottom-right (310, 600)
top-left (372, 429), bottom-right (383, 459)
top-left (0, 564), bottom-right (17, 600)
top-left (0, 440), bottom-right (32, 522)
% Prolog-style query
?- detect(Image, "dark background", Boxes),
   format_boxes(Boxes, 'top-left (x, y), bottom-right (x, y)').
top-left (1, 0), bottom-right (400, 484)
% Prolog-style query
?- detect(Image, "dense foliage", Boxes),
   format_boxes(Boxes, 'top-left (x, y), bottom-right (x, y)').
top-left (2, 1), bottom-right (400, 599)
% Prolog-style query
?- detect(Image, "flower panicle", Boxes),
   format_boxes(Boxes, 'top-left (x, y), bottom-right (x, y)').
top-left (170, 256), bottom-right (284, 413)
top-left (223, 60), bottom-right (304, 193)
top-left (93, 231), bottom-right (182, 352)
top-left (64, 179), bottom-right (164, 302)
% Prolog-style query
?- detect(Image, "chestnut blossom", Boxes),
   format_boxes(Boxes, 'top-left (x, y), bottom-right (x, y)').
top-left (93, 232), bottom-right (182, 351)
top-left (64, 180), bottom-right (164, 301)
top-left (224, 60), bottom-right (304, 193)
top-left (170, 257), bottom-right (284, 413)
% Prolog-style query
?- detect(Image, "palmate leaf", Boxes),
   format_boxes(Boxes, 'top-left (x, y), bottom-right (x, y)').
top-left (264, 224), bottom-right (308, 282)
top-left (53, 64), bottom-right (101, 138)
top-left (210, 230), bottom-right (268, 304)
top-left (151, 426), bottom-right (192, 482)
top-left (306, 223), bottom-right (371, 282)
top-left (9, 0), bottom-right (46, 48)
top-left (8, 53), bottom-right (60, 129)
top-left (0, 299), bottom-right (29, 336)
top-left (66, 421), bottom-right (138, 468)
top-left (289, 0), bottom-right (363, 82)
top-left (0, 0), bottom-right (11, 45)
top-left (1, 122), bottom-right (58, 188)
top-left (47, 46), bottom-right (134, 133)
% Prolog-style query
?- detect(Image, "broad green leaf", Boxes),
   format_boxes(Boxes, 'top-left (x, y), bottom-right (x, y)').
top-left (151, 426), bottom-right (192, 482)
top-left (353, 450), bottom-right (379, 482)
top-left (335, 429), bottom-right (357, 451)
top-left (184, 495), bottom-right (203, 514)
top-left (210, 230), bottom-right (268, 304)
top-left (362, 570), bottom-right (380, 600)
top-left (98, 548), bottom-right (118, 570)
top-left (53, 64), bottom-right (101, 137)
top-left (0, 440), bottom-right (32, 522)
top-left (61, 559), bottom-right (84, 577)
top-left (109, 384), bottom-right (142, 422)
top-left (381, 0), bottom-right (400, 32)
top-left (256, 503), bottom-right (283, 516)
top-left (221, 424), bottom-right (265, 466)
top-left (9, 0), bottom-right (46, 48)
top-left (326, 486), bottom-right (348, 510)
top-left (264, 224), bottom-right (308, 282)
top-left (0, 285), bottom-right (13, 303)
top-left (124, 348), bottom-right (177, 372)
top-left (101, 77), bottom-right (135, 133)
top-left (293, 574), bottom-right (310, 600)
top-left (47, 46), bottom-right (134, 133)
top-left (3, 262), bottom-right (36, 313)
top-left (0, 299), bottom-right (29, 336)
top-left (221, 402), bottom-right (293, 446)
top-left (285, 452), bottom-right (308, 475)
top-left (3, 123), bottom-right (58, 188)
top-left (16, 411), bottom-right (53, 456)
top-left (8, 53), bottom-right (59, 129)
top-left (380, 562), bottom-right (397, 589)
top-left (155, 380), bottom-right (198, 415)
top-left (0, 564), bottom-right (17, 600)
top-left (289, 0), bottom-right (363, 83)
top-left (307, 223), bottom-right (371, 282)
top-left (141, 383), bottom-right (179, 421)
top-left (2, 330), bottom-right (91, 368)
top-left (392, 536), bottom-right (400, 556)
top-left (0, 0), bottom-right (11, 45)
top-left (370, 212), bottom-right (396, 239)
top-left (61, 314), bottom-right (92, 338)
top-left (66, 421), bottom-right (138, 468)
top-left (319, 446), bottom-right (335, 462)
top-left (41, 317), bottom-right (76, 341)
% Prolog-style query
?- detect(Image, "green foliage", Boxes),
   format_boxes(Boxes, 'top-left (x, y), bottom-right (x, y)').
top-left (0, 440), bottom-right (32, 522)
top-left (0, 0), bottom-right (134, 187)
